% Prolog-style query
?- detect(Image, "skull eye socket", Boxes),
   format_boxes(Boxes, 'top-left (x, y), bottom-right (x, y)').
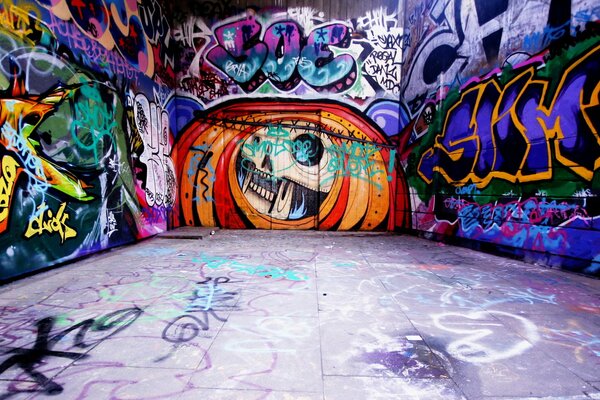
top-left (292, 133), bottom-right (324, 167)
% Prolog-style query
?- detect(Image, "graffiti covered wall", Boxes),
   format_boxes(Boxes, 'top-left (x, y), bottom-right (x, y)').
top-left (2, 0), bottom-right (596, 279)
top-left (172, 5), bottom-right (411, 231)
top-left (400, 0), bottom-right (600, 275)
top-left (0, 0), bottom-right (177, 280)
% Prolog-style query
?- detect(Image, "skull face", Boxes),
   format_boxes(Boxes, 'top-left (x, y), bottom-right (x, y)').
top-left (422, 103), bottom-right (435, 125)
top-left (237, 124), bottom-right (335, 220)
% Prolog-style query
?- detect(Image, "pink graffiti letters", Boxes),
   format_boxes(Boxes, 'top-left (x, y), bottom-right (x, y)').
top-left (443, 196), bottom-right (589, 232)
top-left (207, 16), bottom-right (357, 92)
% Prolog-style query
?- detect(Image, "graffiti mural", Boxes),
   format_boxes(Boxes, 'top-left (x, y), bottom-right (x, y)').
top-left (206, 17), bottom-right (357, 92)
top-left (170, 1), bottom-right (598, 273)
top-left (174, 100), bottom-right (401, 230)
top-left (418, 43), bottom-right (600, 187)
top-left (0, 0), bottom-right (176, 280)
top-left (173, 5), bottom-right (406, 104)
top-left (38, 0), bottom-right (176, 81)
top-left (402, 0), bottom-right (600, 275)
top-left (1, 0), bottom-right (597, 278)
top-left (171, 6), bottom-right (411, 232)
top-left (401, 0), bottom-right (586, 108)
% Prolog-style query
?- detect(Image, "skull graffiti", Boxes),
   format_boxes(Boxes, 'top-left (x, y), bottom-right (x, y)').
top-left (422, 103), bottom-right (435, 125)
top-left (237, 123), bottom-right (335, 220)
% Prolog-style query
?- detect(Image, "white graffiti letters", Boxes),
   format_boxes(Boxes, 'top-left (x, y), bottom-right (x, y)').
top-left (432, 310), bottom-right (539, 363)
top-left (133, 93), bottom-right (176, 208)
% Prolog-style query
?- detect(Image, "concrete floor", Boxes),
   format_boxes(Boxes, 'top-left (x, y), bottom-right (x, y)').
top-left (0, 229), bottom-right (599, 400)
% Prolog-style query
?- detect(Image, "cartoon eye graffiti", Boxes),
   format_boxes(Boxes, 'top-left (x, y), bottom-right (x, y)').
top-left (175, 100), bottom-right (400, 231)
top-left (292, 134), bottom-right (324, 167)
top-left (236, 126), bottom-right (333, 220)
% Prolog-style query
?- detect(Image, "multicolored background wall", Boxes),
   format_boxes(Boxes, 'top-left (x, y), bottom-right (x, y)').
top-left (0, 0), bottom-right (597, 280)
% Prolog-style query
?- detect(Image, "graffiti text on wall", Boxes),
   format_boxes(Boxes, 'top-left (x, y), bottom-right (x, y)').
top-left (0, 153), bottom-right (21, 234)
top-left (418, 44), bottom-right (600, 188)
top-left (0, 5), bottom-right (175, 279)
top-left (206, 16), bottom-right (357, 93)
top-left (359, 7), bottom-right (408, 95)
top-left (24, 201), bottom-right (77, 242)
top-left (36, 0), bottom-right (174, 79)
top-left (131, 92), bottom-right (177, 208)
top-left (442, 196), bottom-right (589, 232)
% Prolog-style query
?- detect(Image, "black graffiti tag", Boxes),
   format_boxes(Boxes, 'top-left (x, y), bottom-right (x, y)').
top-left (161, 276), bottom-right (238, 345)
top-left (0, 307), bottom-right (143, 396)
top-left (161, 311), bottom-right (228, 344)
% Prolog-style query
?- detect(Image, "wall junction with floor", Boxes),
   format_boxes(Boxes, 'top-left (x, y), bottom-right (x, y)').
top-left (0, 0), bottom-right (598, 279)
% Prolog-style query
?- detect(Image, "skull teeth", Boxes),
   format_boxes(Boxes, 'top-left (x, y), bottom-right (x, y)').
top-left (246, 172), bottom-right (278, 203)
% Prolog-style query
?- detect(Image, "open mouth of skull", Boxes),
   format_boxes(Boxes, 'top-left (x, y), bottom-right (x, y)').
top-left (241, 161), bottom-right (296, 210)
top-left (242, 163), bottom-right (278, 203)
top-left (236, 126), bottom-right (335, 220)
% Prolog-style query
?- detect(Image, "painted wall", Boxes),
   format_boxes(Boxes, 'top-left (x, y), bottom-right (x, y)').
top-left (172, 1), bottom-right (599, 275)
top-left (0, 0), bottom-right (176, 280)
top-left (1, 0), bottom-right (597, 279)
top-left (172, 6), bottom-right (409, 231)
top-left (400, 0), bottom-right (600, 275)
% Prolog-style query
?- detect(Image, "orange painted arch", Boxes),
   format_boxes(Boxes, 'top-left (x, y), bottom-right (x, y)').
top-left (173, 100), bottom-right (410, 231)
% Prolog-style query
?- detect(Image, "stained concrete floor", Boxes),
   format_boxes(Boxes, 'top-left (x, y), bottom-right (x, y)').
top-left (0, 229), bottom-right (599, 400)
